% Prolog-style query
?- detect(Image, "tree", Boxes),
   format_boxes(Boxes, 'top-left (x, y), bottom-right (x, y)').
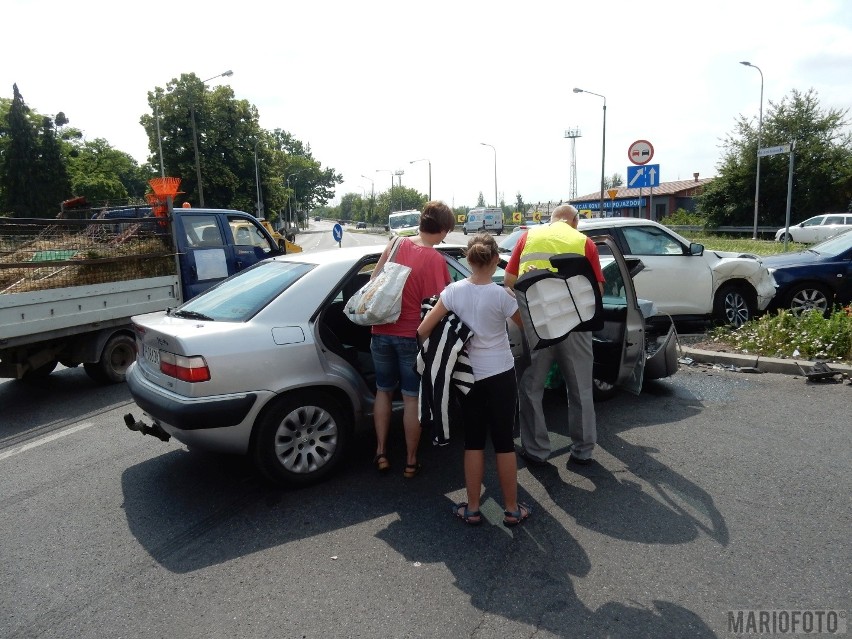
top-left (700, 88), bottom-right (852, 227)
top-left (66, 139), bottom-right (148, 203)
top-left (36, 115), bottom-right (71, 210)
top-left (515, 192), bottom-right (527, 215)
top-left (476, 191), bottom-right (486, 207)
top-left (604, 173), bottom-right (624, 189)
top-left (0, 85), bottom-right (39, 215)
top-left (141, 76), bottom-right (342, 218)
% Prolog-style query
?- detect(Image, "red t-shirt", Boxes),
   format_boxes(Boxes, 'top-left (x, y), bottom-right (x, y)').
top-left (372, 238), bottom-right (450, 338)
top-left (506, 232), bottom-right (605, 283)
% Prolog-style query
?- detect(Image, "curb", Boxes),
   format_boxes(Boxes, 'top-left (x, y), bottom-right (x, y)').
top-left (678, 345), bottom-right (852, 377)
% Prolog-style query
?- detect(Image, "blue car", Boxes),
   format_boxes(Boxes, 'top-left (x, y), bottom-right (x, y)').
top-left (762, 230), bottom-right (852, 314)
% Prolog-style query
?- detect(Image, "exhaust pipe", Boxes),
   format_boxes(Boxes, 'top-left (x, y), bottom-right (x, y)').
top-left (123, 413), bottom-right (171, 443)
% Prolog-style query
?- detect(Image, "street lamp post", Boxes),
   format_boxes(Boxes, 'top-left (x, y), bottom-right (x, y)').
top-left (360, 175), bottom-right (375, 221)
top-left (479, 143), bottom-right (497, 208)
top-left (394, 170), bottom-right (404, 212)
top-left (409, 158), bottom-right (431, 200)
top-left (286, 170), bottom-right (305, 231)
top-left (254, 140), bottom-right (264, 218)
top-left (573, 88), bottom-right (606, 217)
top-left (192, 69), bottom-right (233, 207)
top-left (154, 102), bottom-right (165, 178)
top-left (740, 61), bottom-right (764, 239)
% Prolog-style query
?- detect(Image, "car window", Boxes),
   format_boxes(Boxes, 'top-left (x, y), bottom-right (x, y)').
top-left (177, 260), bottom-right (314, 321)
top-left (184, 215), bottom-right (223, 247)
top-left (802, 216), bottom-right (824, 227)
top-left (621, 226), bottom-right (683, 256)
top-left (227, 215), bottom-right (275, 253)
top-left (824, 216), bottom-right (844, 225)
top-left (600, 258), bottom-right (628, 305)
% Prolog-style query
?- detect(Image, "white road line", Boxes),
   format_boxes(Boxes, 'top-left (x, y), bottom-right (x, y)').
top-left (0, 422), bottom-right (95, 461)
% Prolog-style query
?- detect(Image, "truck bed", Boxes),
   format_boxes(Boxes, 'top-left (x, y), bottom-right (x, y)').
top-left (0, 275), bottom-right (180, 347)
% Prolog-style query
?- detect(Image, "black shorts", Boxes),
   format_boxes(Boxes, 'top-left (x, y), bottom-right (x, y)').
top-left (461, 367), bottom-right (517, 453)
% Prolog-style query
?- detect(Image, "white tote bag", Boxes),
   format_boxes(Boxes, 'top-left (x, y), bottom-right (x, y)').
top-left (345, 238), bottom-right (412, 326)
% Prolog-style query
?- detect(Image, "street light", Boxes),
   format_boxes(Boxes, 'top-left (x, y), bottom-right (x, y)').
top-left (254, 139), bottom-right (264, 218)
top-left (286, 170), bottom-right (305, 231)
top-left (573, 88), bottom-right (606, 217)
top-left (409, 158), bottom-right (431, 200)
top-left (394, 170), bottom-right (404, 212)
top-left (192, 69), bottom-right (234, 207)
top-left (154, 101), bottom-right (165, 178)
top-left (740, 61), bottom-right (764, 239)
top-left (479, 143), bottom-right (497, 209)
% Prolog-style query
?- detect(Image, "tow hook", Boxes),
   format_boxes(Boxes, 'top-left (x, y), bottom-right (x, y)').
top-left (123, 413), bottom-right (171, 443)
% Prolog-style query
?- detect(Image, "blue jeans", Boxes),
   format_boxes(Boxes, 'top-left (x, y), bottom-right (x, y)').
top-left (371, 334), bottom-right (420, 397)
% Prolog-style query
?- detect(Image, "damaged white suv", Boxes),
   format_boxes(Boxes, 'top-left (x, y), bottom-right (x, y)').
top-left (578, 218), bottom-right (777, 327)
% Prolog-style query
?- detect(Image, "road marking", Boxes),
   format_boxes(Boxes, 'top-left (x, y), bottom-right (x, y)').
top-left (0, 422), bottom-right (95, 461)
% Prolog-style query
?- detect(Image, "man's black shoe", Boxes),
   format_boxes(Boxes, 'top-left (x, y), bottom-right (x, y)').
top-left (517, 448), bottom-right (549, 467)
top-left (567, 454), bottom-right (593, 466)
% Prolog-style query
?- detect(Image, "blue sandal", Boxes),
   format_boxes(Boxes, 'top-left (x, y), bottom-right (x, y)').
top-left (453, 502), bottom-right (482, 526)
top-left (503, 503), bottom-right (532, 527)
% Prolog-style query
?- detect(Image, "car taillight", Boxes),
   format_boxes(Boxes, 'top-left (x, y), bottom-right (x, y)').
top-left (159, 351), bottom-right (211, 382)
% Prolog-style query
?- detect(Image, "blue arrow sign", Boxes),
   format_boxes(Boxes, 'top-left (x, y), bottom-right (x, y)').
top-left (627, 164), bottom-right (660, 188)
top-left (332, 223), bottom-right (343, 242)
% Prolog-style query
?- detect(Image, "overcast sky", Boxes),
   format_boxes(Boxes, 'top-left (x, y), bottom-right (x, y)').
top-left (3, 0), bottom-right (851, 209)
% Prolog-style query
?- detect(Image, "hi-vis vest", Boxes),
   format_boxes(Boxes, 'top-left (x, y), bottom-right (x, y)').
top-left (518, 222), bottom-right (587, 275)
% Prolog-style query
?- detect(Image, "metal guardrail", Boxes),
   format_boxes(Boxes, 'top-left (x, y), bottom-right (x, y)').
top-left (668, 225), bottom-right (778, 235)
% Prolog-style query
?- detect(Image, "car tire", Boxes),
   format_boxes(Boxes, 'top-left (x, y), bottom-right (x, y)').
top-left (777, 232), bottom-right (792, 243)
top-left (252, 391), bottom-right (350, 486)
top-left (713, 284), bottom-right (755, 328)
top-left (84, 333), bottom-right (136, 384)
top-left (786, 283), bottom-right (832, 316)
top-left (463, 228), bottom-right (468, 235)
top-left (592, 378), bottom-right (618, 402)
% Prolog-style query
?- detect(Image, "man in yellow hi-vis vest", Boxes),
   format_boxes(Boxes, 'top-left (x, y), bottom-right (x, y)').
top-left (504, 205), bottom-right (605, 467)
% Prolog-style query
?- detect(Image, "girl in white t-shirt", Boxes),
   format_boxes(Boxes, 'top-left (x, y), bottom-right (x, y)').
top-left (418, 233), bottom-right (531, 528)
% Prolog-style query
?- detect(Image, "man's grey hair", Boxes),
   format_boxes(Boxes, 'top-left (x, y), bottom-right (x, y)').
top-left (551, 204), bottom-right (578, 222)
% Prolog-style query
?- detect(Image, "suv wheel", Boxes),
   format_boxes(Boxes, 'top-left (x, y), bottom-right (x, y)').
top-left (713, 284), bottom-right (755, 328)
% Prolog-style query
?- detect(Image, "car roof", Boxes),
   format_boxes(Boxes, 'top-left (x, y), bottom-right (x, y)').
top-left (275, 244), bottom-right (388, 266)
top-left (578, 217), bottom-right (664, 229)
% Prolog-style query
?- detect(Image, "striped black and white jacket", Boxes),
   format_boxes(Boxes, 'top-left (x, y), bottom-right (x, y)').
top-left (415, 296), bottom-right (475, 446)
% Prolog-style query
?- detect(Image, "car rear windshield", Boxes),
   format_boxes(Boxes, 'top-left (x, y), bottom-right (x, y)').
top-left (176, 260), bottom-right (314, 321)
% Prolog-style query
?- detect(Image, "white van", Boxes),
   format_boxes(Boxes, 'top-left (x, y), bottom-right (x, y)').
top-left (387, 210), bottom-right (420, 237)
top-left (463, 207), bottom-right (504, 235)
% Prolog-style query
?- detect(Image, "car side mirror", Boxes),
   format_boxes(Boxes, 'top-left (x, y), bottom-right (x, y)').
top-left (689, 242), bottom-right (704, 256)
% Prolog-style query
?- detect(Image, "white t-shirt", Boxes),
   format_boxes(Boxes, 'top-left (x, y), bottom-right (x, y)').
top-left (440, 279), bottom-right (517, 380)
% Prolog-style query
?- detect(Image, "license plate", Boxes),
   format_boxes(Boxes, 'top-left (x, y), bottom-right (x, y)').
top-left (143, 344), bottom-right (160, 366)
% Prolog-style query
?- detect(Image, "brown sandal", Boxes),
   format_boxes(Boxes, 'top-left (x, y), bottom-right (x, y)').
top-left (403, 463), bottom-right (421, 479)
top-left (373, 454), bottom-right (390, 473)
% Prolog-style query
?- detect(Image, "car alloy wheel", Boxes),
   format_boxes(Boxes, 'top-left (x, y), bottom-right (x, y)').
top-left (714, 284), bottom-right (754, 328)
top-left (788, 284), bottom-right (831, 316)
top-left (253, 392), bottom-right (349, 485)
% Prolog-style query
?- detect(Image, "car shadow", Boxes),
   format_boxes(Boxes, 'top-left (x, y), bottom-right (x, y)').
top-left (0, 366), bottom-right (132, 441)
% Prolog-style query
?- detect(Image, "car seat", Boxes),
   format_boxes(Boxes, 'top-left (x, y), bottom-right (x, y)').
top-left (201, 227), bottom-right (221, 246)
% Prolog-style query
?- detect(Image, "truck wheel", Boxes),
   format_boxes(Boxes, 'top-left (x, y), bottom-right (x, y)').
top-left (252, 391), bottom-right (350, 486)
top-left (84, 334), bottom-right (136, 384)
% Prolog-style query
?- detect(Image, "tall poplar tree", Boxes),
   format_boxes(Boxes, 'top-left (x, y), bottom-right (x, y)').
top-left (0, 84), bottom-right (38, 216)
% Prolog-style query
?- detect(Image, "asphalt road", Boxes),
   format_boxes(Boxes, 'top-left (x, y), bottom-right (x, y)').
top-left (1, 362), bottom-right (849, 638)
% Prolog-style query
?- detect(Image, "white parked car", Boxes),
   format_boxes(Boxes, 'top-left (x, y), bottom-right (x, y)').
top-left (774, 213), bottom-right (852, 244)
top-left (575, 218), bottom-right (777, 327)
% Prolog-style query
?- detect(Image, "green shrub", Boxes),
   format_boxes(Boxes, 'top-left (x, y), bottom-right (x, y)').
top-left (663, 208), bottom-right (707, 227)
top-left (710, 309), bottom-right (852, 363)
